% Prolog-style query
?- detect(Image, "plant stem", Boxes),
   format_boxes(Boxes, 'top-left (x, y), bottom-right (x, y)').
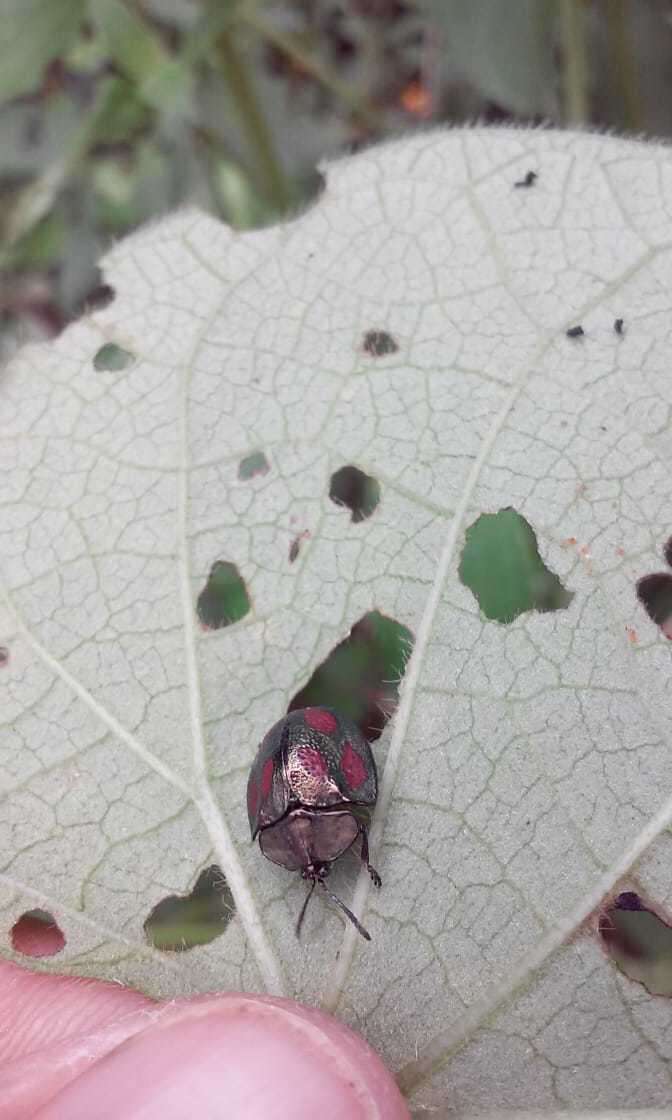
top-left (559, 0), bottom-right (589, 126)
top-left (605, 0), bottom-right (641, 132)
top-left (216, 30), bottom-right (291, 213)
top-left (240, 6), bottom-right (380, 131)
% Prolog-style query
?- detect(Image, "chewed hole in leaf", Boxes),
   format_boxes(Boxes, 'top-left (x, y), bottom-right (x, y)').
top-left (459, 507), bottom-right (573, 623)
top-left (329, 465), bottom-right (380, 523)
top-left (93, 343), bottom-right (135, 372)
top-left (0, 646), bottom-right (9, 667)
top-left (599, 891), bottom-right (672, 997)
top-left (144, 866), bottom-right (235, 952)
top-left (635, 534), bottom-right (672, 636)
top-left (362, 329), bottom-right (398, 357)
top-left (238, 450), bottom-right (270, 480)
top-left (11, 909), bottom-right (65, 958)
top-left (289, 610), bottom-right (413, 741)
top-left (197, 561), bottom-right (250, 630)
top-left (636, 573), bottom-right (672, 635)
top-left (85, 281), bottom-right (116, 311)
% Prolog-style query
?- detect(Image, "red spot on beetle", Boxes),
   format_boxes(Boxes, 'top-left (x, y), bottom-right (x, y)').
top-left (247, 777), bottom-right (259, 819)
top-left (261, 758), bottom-right (274, 799)
top-left (304, 707), bottom-right (337, 734)
top-left (295, 747), bottom-right (328, 779)
top-left (341, 742), bottom-right (367, 790)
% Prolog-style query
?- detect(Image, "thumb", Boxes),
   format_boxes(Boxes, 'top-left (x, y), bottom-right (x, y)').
top-left (37, 992), bottom-right (410, 1120)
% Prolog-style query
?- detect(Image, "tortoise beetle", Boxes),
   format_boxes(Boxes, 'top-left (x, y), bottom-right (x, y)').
top-left (247, 706), bottom-right (381, 940)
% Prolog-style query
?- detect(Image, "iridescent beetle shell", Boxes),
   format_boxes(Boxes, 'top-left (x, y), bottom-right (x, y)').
top-left (247, 706), bottom-right (381, 939)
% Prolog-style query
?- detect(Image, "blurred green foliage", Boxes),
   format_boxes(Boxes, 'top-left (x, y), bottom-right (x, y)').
top-left (459, 508), bottom-right (573, 623)
top-left (144, 866), bottom-right (235, 952)
top-left (93, 340), bottom-right (135, 370)
top-left (290, 610), bottom-right (413, 741)
top-left (197, 560), bottom-right (251, 630)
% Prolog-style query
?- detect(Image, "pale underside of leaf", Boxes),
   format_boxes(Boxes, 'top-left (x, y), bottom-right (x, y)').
top-left (3, 129), bottom-right (672, 1112)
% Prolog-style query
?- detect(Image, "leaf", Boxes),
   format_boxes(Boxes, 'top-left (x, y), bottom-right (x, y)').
top-left (3, 128), bottom-right (672, 1113)
top-left (0, 0), bottom-right (86, 102)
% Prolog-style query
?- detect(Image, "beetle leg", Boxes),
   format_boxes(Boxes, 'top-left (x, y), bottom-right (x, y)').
top-left (359, 824), bottom-right (382, 887)
top-left (321, 881), bottom-right (371, 940)
top-left (296, 878), bottom-right (316, 939)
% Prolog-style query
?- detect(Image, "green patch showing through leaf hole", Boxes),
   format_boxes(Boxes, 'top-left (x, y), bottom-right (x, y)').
top-left (459, 507), bottom-right (573, 623)
top-left (93, 342), bottom-right (135, 371)
top-left (144, 866), bottom-right (235, 953)
top-left (290, 610), bottom-right (413, 741)
top-left (600, 892), bottom-right (672, 997)
top-left (197, 560), bottom-right (250, 629)
top-left (238, 450), bottom-right (270, 480)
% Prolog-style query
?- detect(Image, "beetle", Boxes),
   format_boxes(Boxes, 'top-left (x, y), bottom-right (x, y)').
top-left (247, 706), bottom-right (381, 940)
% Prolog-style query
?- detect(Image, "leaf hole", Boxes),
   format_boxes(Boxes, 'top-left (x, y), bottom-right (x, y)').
top-left (11, 910), bottom-right (65, 958)
top-left (197, 561), bottom-right (251, 630)
top-left (289, 609), bottom-right (414, 741)
top-left (362, 329), bottom-right (399, 357)
top-left (329, 465), bottom-right (380, 523)
top-left (70, 272), bottom-right (116, 324)
top-left (459, 507), bottom-right (574, 623)
top-left (144, 866), bottom-right (235, 952)
top-left (636, 535), bottom-right (672, 637)
top-left (238, 450), bottom-right (270, 480)
top-left (599, 891), bottom-right (672, 997)
top-left (93, 342), bottom-right (135, 372)
top-left (84, 280), bottom-right (116, 312)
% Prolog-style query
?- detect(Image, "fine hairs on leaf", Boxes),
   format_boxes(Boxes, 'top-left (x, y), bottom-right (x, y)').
top-left (4, 128), bottom-right (672, 1114)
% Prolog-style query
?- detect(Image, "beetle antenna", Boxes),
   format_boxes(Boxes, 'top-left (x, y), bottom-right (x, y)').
top-left (296, 879), bottom-right (316, 939)
top-left (320, 882), bottom-right (371, 941)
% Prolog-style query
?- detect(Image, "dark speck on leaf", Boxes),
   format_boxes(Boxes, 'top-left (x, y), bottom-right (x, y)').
top-left (514, 170), bottom-right (538, 188)
top-left (566, 325), bottom-right (584, 339)
top-left (614, 317), bottom-right (624, 335)
top-left (363, 329), bottom-right (398, 357)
